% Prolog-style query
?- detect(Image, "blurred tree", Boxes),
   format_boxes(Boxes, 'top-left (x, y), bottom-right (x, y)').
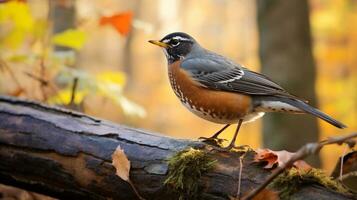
top-left (257, 0), bottom-right (320, 166)
top-left (49, 0), bottom-right (75, 51)
top-left (123, 0), bottom-right (142, 89)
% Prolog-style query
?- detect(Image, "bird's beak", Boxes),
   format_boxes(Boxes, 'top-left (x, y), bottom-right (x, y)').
top-left (148, 40), bottom-right (169, 48)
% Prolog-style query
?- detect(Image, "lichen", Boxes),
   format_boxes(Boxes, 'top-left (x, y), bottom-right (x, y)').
top-left (270, 168), bottom-right (348, 199)
top-left (164, 147), bottom-right (217, 200)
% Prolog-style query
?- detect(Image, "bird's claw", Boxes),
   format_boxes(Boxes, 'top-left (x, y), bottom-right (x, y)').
top-left (198, 136), bottom-right (227, 147)
top-left (208, 144), bottom-right (234, 152)
top-left (208, 144), bottom-right (250, 152)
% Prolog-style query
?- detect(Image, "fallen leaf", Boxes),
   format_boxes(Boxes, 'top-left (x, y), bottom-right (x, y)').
top-left (100, 11), bottom-right (133, 36)
top-left (52, 29), bottom-right (87, 50)
top-left (254, 148), bottom-right (311, 170)
top-left (255, 149), bottom-right (278, 169)
top-left (112, 145), bottom-right (130, 181)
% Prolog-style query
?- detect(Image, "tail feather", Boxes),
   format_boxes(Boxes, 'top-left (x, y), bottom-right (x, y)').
top-left (279, 98), bottom-right (347, 129)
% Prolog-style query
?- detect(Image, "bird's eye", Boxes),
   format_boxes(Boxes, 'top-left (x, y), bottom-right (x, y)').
top-left (170, 39), bottom-right (180, 46)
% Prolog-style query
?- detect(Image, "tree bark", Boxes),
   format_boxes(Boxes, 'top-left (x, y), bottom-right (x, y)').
top-left (0, 96), bottom-right (352, 200)
top-left (257, 0), bottom-right (320, 166)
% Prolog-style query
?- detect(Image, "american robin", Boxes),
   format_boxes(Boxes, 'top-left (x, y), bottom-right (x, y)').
top-left (149, 32), bottom-right (346, 150)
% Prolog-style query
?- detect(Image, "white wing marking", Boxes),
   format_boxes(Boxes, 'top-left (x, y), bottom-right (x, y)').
top-left (218, 69), bottom-right (245, 83)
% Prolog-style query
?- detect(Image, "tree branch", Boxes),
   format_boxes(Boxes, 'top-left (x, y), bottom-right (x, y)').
top-left (0, 95), bottom-right (354, 200)
top-left (242, 133), bottom-right (357, 200)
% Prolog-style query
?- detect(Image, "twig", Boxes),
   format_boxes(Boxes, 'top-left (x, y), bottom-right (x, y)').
top-left (339, 146), bottom-right (348, 181)
top-left (0, 59), bottom-right (25, 94)
top-left (24, 70), bottom-right (49, 100)
top-left (39, 58), bottom-right (48, 101)
top-left (128, 180), bottom-right (146, 200)
top-left (24, 71), bottom-right (48, 86)
top-left (236, 154), bottom-right (244, 199)
top-left (69, 77), bottom-right (78, 105)
top-left (340, 171), bottom-right (357, 181)
top-left (241, 132), bottom-right (357, 200)
top-left (24, 71), bottom-right (64, 103)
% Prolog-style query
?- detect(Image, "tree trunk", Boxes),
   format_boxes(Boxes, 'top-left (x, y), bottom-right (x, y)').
top-left (49, 0), bottom-right (75, 52)
top-left (0, 96), bottom-right (352, 200)
top-left (257, 0), bottom-right (320, 166)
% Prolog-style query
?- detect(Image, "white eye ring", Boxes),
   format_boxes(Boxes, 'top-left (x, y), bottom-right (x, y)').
top-left (171, 39), bottom-right (180, 47)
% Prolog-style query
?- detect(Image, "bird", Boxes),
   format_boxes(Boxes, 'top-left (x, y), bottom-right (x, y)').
top-left (149, 32), bottom-right (346, 150)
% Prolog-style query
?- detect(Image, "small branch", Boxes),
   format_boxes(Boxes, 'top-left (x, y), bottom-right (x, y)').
top-left (339, 146), bottom-right (348, 181)
top-left (236, 154), bottom-right (245, 199)
top-left (340, 171), bottom-right (357, 181)
top-left (69, 77), bottom-right (78, 105)
top-left (242, 132), bottom-right (357, 200)
top-left (0, 59), bottom-right (25, 94)
top-left (39, 59), bottom-right (48, 101)
top-left (24, 71), bottom-right (48, 86)
top-left (128, 180), bottom-right (145, 200)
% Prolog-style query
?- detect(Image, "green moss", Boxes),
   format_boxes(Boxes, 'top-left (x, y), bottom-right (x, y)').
top-left (270, 168), bottom-right (348, 199)
top-left (164, 147), bottom-right (217, 200)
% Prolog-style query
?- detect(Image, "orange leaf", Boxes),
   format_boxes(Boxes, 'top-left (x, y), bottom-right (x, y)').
top-left (254, 148), bottom-right (311, 170)
top-left (100, 11), bottom-right (133, 36)
top-left (254, 149), bottom-right (278, 169)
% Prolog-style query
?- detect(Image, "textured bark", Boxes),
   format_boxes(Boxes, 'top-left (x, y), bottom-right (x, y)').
top-left (0, 96), bottom-right (352, 200)
top-left (257, 0), bottom-right (320, 166)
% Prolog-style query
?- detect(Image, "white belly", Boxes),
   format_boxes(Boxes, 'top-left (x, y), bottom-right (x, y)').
top-left (181, 100), bottom-right (265, 124)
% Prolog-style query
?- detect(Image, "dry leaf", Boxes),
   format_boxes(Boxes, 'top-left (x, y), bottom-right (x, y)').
top-left (100, 11), bottom-right (133, 36)
top-left (255, 149), bottom-right (278, 169)
top-left (254, 148), bottom-right (311, 170)
top-left (112, 145), bottom-right (130, 181)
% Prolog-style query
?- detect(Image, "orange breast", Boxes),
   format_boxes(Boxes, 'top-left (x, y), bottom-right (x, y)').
top-left (168, 60), bottom-right (253, 124)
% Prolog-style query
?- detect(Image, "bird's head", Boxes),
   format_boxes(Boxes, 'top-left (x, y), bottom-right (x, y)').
top-left (149, 32), bottom-right (196, 63)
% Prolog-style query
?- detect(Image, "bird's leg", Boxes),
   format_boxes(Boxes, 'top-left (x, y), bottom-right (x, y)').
top-left (210, 119), bottom-right (243, 151)
top-left (199, 124), bottom-right (230, 146)
top-left (201, 124), bottom-right (231, 139)
top-left (222, 119), bottom-right (243, 150)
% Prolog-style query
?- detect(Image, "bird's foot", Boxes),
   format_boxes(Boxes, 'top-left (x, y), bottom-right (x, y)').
top-left (198, 136), bottom-right (227, 147)
top-left (209, 144), bottom-right (250, 152)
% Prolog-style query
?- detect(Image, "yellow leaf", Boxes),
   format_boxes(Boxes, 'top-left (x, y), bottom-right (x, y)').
top-left (112, 146), bottom-right (130, 181)
top-left (96, 71), bottom-right (126, 86)
top-left (47, 88), bottom-right (86, 105)
top-left (94, 71), bottom-right (146, 117)
top-left (6, 54), bottom-right (28, 62)
top-left (52, 29), bottom-right (87, 50)
top-left (0, 1), bottom-right (35, 48)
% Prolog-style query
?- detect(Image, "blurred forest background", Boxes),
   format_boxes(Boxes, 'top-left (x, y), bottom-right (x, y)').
top-left (0, 0), bottom-right (356, 175)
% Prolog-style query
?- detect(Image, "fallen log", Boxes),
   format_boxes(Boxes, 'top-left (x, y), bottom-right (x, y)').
top-left (0, 96), bottom-right (353, 199)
